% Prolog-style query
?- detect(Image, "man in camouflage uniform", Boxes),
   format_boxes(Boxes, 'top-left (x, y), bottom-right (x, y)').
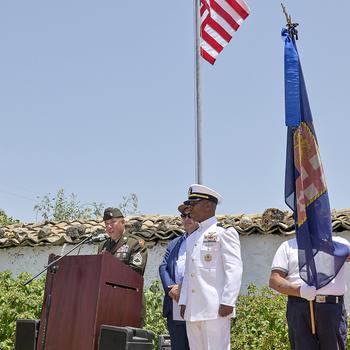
top-left (98, 207), bottom-right (148, 325)
top-left (98, 207), bottom-right (147, 276)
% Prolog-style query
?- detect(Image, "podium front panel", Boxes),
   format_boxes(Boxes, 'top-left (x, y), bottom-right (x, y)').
top-left (37, 254), bottom-right (102, 350)
top-left (37, 253), bottom-right (143, 350)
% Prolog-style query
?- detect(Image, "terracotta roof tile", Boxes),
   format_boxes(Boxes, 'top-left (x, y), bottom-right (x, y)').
top-left (0, 208), bottom-right (350, 248)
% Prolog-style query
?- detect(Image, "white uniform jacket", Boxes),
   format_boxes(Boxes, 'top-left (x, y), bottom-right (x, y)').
top-left (178, 216), bottom-right (243, 321)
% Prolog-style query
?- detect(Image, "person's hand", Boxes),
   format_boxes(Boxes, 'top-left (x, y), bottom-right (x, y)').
top-left (300, 285), bottom-right (317, 301)
top-left (346, 245), bottom-right (350, 262)
top-left (218, 304), bottom-right (234, 317)
top-left (168, 284), bottom-right (181, 303)
top-left (180, 305), bottom-right (186, 319)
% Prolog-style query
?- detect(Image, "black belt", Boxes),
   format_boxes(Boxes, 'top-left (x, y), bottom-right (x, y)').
top-left (288, 295), bottom-right (344, 304)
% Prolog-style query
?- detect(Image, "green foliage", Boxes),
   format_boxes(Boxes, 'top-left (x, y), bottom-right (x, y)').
top-left (118, 193), bottom-right (139, 216)
top-left (3, 276), bottom-right (350, 350)
top-left (144, 280), bottom-right (167, 349)
top-left (231, 284), bottom-right (289, 349)
top-left (0, 274), bottom-right (165, 350)
top-left (143, 282), bottom-right (290, 349)
top-left (0, 271), bottom-right (45, 350)
top-left (34, 188), bottom-right (105, 221)
top-left (0, 209), bottom-right (19, 227)
top-left (34, 189), bottom-right (140, 221)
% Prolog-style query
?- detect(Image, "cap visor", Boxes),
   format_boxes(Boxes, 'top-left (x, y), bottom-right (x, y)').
top-left (177, 204), bottom-right (188, 214)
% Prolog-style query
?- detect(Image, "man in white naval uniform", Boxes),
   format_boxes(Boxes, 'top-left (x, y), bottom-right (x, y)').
top-left (178, 184), bottom-right (243, 350)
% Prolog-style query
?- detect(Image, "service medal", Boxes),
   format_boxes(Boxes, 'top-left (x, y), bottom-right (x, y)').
top-left (204, 254), bottom-right (212, 262)
top-left (117, 244), bottom-right (129, 253)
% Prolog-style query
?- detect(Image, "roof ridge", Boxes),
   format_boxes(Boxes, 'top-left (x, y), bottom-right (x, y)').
top-left (1, 208), bottom-right (349, 248)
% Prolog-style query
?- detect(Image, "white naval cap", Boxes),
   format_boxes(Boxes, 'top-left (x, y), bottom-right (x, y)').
top-left (184, 184), bottom-right (223, 205)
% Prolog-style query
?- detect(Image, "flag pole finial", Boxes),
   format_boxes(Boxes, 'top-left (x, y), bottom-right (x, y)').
top-left (281, 3), bottom-right (299, 40)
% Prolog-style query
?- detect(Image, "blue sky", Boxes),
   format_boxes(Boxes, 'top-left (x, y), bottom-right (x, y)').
top-left (1, 0), bottom-right (349, 222)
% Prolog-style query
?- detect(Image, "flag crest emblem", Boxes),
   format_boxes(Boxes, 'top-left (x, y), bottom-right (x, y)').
top-left (294, 122), bottom-right (327, 226)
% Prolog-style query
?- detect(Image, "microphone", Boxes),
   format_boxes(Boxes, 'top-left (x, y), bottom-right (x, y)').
top-left (88, 233), bottom-right (107, 242)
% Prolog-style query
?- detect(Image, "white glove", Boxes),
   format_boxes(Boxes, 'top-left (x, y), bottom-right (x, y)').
top-left (300, 285), bottom-right (317, 301)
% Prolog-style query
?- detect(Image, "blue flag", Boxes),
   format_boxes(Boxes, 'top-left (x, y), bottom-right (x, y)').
top-left (282, 28), bottom-right (349, 289)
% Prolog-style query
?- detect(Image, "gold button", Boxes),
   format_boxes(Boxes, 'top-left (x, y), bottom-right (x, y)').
top-left (191, 273), bottom-right (195, 277)
top-left (192, 258), bottom-right (195, 262)
top-left (192, 289), bottom-right (195, 293)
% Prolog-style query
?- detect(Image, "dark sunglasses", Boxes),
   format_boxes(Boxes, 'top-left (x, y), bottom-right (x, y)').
top-left (189, 200), bottom-right (204, 206)
top-left (180, 213), bottom-right (191, 219)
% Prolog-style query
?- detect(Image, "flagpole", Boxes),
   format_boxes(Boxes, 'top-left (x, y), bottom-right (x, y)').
top-left (194, 0), bottom-right (203, 184)
top-left (281, 3), bottom-right (316, 336)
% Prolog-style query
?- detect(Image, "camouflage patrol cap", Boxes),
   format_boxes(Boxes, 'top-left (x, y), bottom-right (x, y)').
top-left (103, 207), bottom-right (124, 221)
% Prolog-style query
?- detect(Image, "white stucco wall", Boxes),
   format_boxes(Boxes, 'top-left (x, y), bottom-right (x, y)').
top-left (0, 243), bottom-right (97, 280)
top-left (1, 232), bottom-right (350, 306)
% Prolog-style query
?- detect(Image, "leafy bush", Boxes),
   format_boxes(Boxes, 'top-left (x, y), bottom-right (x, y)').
top-left (0, 273), bottom-right (166, 349)
top-left (144, 280), bottom-right (167, 349)
top-left (33, 188), bottom-right (139, 221)
top-left (1, 274), bottom-right (350, 350)
top-left (33, 188), bottom-right (104, 221)
top-left (0, 209), bottom-right (19, 227)
top-left (144, 281), bottom-right (289, 349)
top-left (0, 271), bottom-right (45, 350)
top-left (231, 284), bottom-right (289, 349)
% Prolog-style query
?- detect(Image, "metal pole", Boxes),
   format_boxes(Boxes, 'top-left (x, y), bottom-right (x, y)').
top-left (194, 0), bottom-right (203, 184)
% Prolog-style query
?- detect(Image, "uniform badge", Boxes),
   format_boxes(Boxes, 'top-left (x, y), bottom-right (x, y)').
top-left (188, 186), bottom-right (193, 196)
top-left (117, 244), bottom-right (129, 253)
top-left (203, 232), bottom-right (218, 243)
top-left (132, 252), bottom-right (143, 266)
top-left (204, 254), bottom-right (212, 262)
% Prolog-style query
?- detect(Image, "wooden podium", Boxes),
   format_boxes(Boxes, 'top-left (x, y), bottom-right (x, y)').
top-left (36, 252), bottom-right (143, 350)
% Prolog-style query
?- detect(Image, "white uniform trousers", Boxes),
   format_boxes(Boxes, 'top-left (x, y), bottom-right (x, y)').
top-left (186, 317), bottom-right (231, 350)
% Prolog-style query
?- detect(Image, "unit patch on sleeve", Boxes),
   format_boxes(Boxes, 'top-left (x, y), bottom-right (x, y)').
top-left (132, 252), bottom-right (143, 266)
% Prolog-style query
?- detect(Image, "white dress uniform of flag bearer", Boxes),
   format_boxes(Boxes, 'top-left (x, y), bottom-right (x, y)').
top-left (178, 184), bottom-right (243, 350)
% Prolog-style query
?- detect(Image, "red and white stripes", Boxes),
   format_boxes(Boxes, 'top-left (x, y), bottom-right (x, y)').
top-left (200, 0), bottom-right (250, 64)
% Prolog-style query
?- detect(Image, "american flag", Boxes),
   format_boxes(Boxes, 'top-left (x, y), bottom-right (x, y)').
top-left (200, 0), bottom-right (250, 64)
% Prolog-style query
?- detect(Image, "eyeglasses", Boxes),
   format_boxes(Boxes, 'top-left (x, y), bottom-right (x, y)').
top-left (180, 213), bottom-right (191, 219)
top-left (189, 200), bottom-right (203, 206)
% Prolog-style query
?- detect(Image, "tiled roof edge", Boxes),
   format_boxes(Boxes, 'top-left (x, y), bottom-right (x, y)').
top-left (0, 208), bottom-right (349, 248)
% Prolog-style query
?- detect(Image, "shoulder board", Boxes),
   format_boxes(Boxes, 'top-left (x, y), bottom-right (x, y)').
top-left (217, 223), bottom-right (234, 229)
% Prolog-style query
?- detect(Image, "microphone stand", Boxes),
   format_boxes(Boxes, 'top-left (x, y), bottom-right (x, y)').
top-left (23, 233), bottom-right (101, 350)
top-left (23, 234), bottom-right (96, 286)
